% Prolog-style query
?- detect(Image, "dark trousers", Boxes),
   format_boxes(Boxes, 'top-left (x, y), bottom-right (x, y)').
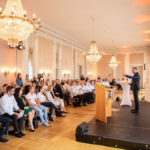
top-left (73, 95), bottom-right (82, 106)
top-left (133, 90), bottom-right (139, 111)
top-left (41, 102), bottom-right (60, 117)
top-left (84, 92), bottom-right (93, 104)
top-left (0, 116), bottom-right (10, 138)
top-left (74, 94), bottom-right (86, 106)
top-left (64, 92), bottom-right (70, 105)
top-left (3, 114), bottom-right (24, 133)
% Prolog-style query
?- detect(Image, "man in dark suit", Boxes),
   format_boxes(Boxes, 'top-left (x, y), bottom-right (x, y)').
top-left (123, 67), bottom-right (140, 113)
top-left (55, 82), bottom-right (64, 99)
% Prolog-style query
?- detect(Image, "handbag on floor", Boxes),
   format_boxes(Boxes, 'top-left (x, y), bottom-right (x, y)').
top-left (33, 118), bottom-right (38, 129)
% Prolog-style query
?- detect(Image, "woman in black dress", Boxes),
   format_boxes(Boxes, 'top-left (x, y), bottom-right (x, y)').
top-left (14, 88), bottom-right (35, 132)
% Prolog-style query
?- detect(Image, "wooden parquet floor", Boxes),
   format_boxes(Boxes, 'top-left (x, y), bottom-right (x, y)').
top-left (0, 103), bottom-right (123, 150)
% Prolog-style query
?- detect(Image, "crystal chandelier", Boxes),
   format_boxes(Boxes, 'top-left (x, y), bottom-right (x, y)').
top-left (0, 0), bottom-right (41, 47)
top-left (109, 55), bottom-right (120, 69)
top-left (86, 41), bottom-right (102, 64)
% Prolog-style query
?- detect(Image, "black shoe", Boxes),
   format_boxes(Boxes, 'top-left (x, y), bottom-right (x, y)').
top-left (30, 129), bottom-right (35, 132)
top-left (8, 130), bottom-right (14, 135)
top-left (83, 104), bottom-right (87, 106)
top-left (20, 132), bottom-right (26, 137)
top-left (56, 111), bottom-right (62, 117)
top-left (14, 133), bottom-right (22, 138)
top-left (131, 110), bottom-right (139, 113)
top-left (60, 114), bottom-right (66, 117)
top-left (49, 117), bottom-right (54, 121)
top-left (131, 109), bottom-right (136, 112)
top-left (0, 137), bottom-right (8, 143)
top-left (62, 111), bottom-right (68, 113)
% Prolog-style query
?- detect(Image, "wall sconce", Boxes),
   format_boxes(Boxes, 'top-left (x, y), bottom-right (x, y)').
top-left (1, 68), bottom-right (10, 78)
top-left (11, 68), bottom-right (21, 77)
top-left (45, 70), bottom-right (52, 77)
top-left (40, 70), bottom-right (52, 77)
top-left (62, 70), bottom-right (71, 77)
top-left (40, 70), bottom-right (45, 76)
top-left (87, 72), bottom-right (93, 76)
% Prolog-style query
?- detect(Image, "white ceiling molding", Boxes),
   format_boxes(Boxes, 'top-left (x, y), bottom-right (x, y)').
top-left (104, 45), bottom-right (150, 55)
top-left (38, 23), bottom-right (89, 52)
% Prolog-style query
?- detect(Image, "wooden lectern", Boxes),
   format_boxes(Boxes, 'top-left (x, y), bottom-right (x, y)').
top-left (96, 83), bottom-right (113, 123)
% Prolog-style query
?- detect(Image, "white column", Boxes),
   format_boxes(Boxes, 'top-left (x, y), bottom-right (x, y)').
top-left (74, 48), bottom-right (78, 79)
top-left (58, 42), bottom-right (63, 79)
top-left (70, 46), bottom-right (73, 79)
top-left (33, 33), bottom-right (39, 77)
top-left (71, 47), bottom-right (75, 79)
top-left (52, 40), bottom-right (57, 80)
top-left (22, 39), bottom-right (29, 79)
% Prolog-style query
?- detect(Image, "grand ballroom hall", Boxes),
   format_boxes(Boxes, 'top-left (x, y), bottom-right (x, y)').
top-left (0, 0), bottom-right (150, 150)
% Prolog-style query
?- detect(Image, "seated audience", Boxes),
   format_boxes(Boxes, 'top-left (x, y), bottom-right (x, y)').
top-left (26, 86), bottom-right (50, 127)
top-left (11, 82), bottom-right (17, 88)
top-left (0, 115), bottom-right (10, 142)
top-left (44, 79), bottom-right (49, 90)
top-left (63, 81), bottom-right (71, 105)
top-left (81, 80), bottom-right (93, 104)
top-left (110, 79), bottom-right (117, 86)
top-left (0, 84), bottom-right (8, 98)
top-left (0, 86), bottom-right (25, 138)
top-left (54, 80), bottom-right (64, 99)
top-left (37, 86), bottom-right (65, 121)
top-left (46, 85), bottom-right (67, 113)
top-left (89, 80), bottom-right (95, 92)
top-left (14, 88), bottom-right (35, 132)
top-left (32, 76), bottom-right (39, 85)
top-left (101, 79), bottom-right (110, 86)
top-left (80, 75), bottom-right (85, 81)
top-left (16, 73), bottom-right (23, 87)
top-left (39, 80), bottom-right (44, 87)
top-left (70, 81), bottom-right (85, 107)
top-left (24, 74), bottom-right (31, 85)
top-left (31, 81), bottom-right (39, 94)
top-left (89, 80), bottom-right (95, 102)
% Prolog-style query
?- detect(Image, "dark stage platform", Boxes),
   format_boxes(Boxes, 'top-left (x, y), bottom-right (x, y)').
top-left (76, 101), bottom-right (150, 150)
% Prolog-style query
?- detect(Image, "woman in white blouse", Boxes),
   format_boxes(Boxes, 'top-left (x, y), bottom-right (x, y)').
top-left (46, 85), bottom-right (67, 113)
top-left (37, 86), bottom-right (64, 120)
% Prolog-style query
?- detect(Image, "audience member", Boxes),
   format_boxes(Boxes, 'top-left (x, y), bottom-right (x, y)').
top-left (0, 84), bottom-right (8, 98)
top-left (0, 86), bottom-right (25, 138)
top-left (16, 73), bottom-right (23, 87)
top-left (14, 88), bottom-right (35, 132)
top-left (26, 86), bottom-right (50, 127)
top-left (37, 86), bottom-right (65, 121)
top-left (0, 115), bottom-right (10, 142)
top-left (46, 85), bottom-right (67, 113)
